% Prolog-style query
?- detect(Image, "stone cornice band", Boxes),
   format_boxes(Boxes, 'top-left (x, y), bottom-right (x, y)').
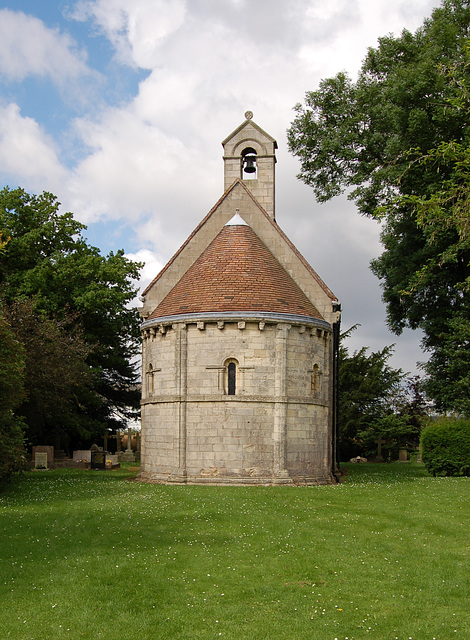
top-left (141, 311), bottom-right (331, 332)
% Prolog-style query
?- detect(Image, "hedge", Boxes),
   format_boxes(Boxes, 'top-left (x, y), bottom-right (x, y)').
top-left (421, 417), bottom-right (470, 477)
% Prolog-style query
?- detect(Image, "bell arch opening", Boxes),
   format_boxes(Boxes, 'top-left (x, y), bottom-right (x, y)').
top-left (241, 147), bottom-right (257, 180)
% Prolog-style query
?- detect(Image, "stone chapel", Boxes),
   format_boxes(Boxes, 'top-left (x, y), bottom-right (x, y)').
top-left (138, 113), bottom-right (341, 485)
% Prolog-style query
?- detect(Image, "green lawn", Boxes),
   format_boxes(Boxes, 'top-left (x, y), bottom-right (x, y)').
top-left (0, 463), bottom-right (468, 640)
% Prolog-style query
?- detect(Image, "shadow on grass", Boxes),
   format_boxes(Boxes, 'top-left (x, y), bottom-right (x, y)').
top-left (340, 461), bottom-right (430, 483)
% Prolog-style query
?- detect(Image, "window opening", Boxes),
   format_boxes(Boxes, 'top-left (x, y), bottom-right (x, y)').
top-left (228, 362), bottom-right (236, 395)
top-left (241, 147), bottom-right (257, 179)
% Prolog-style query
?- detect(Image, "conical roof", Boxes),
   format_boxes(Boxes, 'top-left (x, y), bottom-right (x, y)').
top-left (147, 216), bottom-right (323, 321)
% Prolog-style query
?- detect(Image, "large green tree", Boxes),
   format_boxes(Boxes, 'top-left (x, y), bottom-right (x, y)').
top-left (337, 330), bottom-right (424, 461)
top-left (4, 299), bottom-right (92, 448)
top-left (0, 307), bottom-right (26, 481)
top-left (288, 0), bottom-right (470, 414)
top-left (0, 187), bottom-right (143, 450)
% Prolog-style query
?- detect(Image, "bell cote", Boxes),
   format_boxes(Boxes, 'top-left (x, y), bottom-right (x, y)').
top-left (222, 111), bottom-right (277, 220)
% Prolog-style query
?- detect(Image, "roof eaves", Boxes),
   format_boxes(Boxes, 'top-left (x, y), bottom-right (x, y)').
top-left (143, 178), bottom-right (338, 303)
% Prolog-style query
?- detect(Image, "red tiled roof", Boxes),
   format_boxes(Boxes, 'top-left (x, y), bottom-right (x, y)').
top-left (148, 219), bottom-right (324, 320)
top-left (142, 179), bottom-right (338, 303)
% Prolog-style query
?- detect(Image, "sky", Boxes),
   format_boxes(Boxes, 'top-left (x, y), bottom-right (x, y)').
top-left (0, 0), bottom-right (441, 375)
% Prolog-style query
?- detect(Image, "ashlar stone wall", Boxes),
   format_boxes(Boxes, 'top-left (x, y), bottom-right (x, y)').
top-left (222, 120), bottom-right (276, 219)
top-left (140, 318), bottom-right (334, 484)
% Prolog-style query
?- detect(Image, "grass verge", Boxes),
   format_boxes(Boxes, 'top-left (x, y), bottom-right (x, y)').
top-left (0, 463), bottom-right (468, 640)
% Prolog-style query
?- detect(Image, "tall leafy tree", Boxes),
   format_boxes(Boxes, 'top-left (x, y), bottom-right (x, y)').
top-left (288, 0), bottom-right (470, 414)
top-left (0, 308), bottom-right (26, 480)
top-left (338, 331), bottom-right (411, 460)
top-left (4, 299), bottom-right (92, 448)
top-left (0, 187), bottom-right (143, 449)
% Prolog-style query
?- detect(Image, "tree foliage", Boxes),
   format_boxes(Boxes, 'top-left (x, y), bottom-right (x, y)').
top-left (288, 0), bottom-right (470, 415)
top-left (3, 300), bottom-right (92, 448)
top-left (0, 187), bottom-right (143, 450)
top-left (421, 416), bottom-right (470, 476)
top-left (0, 309), bottom-right (26, 480)
top-left (338, 329), bottom-right (426, 461)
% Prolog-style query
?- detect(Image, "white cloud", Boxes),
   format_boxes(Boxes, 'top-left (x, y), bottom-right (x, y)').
top-left (299, 0), bottom-right (438, 79)
top-left (0, 0), bottom-right (440, 374)
top-left (66, 104), bottom-right (219, 243)
top-left (125, 248), bottom-right (164, 291)
top-left (72, 0), bottom-right (186, 68)
top-left (0, 9), bottom-right (91, 83)
top-left (0, 103), bottom-right (67, 192)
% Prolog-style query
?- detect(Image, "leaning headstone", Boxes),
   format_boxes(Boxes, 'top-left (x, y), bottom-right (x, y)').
top-left (34, 452), bottom-right (48, 469)
top-left (91, 450), bottom-right (106, 470)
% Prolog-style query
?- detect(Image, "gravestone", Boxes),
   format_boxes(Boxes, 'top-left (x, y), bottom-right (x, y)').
top-left (374, 436), bottom-right (385, 462)
top-left (32, 445), bottom-right (54, 467)
top-left (106, 454), bottom-right (119, 467)
top-left (91, 450), bottom-right (106, 470)
top-left (73, 450), bottom-right (92, 463)
top-left (120, 427), bottom-right (135, 462)
top-left (399, 449), bottom-right (408, 462)
top-left (34, 452), bottom-right (48, 469)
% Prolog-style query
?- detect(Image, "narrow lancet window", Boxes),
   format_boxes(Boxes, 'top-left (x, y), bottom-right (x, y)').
top-left (228, 362), bottom-right (236, 395)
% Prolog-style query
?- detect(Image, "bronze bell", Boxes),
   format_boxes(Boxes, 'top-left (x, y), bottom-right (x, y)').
top-left (243, 156), bottom-right (256, 173)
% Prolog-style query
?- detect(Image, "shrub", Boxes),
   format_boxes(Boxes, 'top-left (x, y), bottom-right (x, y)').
top-left (421, 417), bottom-right (470, 476)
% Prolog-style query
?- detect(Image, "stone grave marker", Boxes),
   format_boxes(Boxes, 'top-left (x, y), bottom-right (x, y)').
top-left (120, 426), bottom-right (135, 462)
top-left (32, 445), bottom-right (54, 466)
top-left (73, 450), bottom-right (92, 463)
top-left (34, 452), bottom-right (48, 469)
top-left (91, 450), bottom-right (106, 470)
top-left (374, 436), bottom-right (385, 462)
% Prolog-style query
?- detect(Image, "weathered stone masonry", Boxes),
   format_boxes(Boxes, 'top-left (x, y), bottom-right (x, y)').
top-left (138, 113), bottom-right (341, 485)
top-left (141, 317), bottom-right (332, 483)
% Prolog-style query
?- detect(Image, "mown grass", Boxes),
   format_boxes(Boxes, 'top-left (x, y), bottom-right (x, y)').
top-left (0, 463), bottom-right (468, 640)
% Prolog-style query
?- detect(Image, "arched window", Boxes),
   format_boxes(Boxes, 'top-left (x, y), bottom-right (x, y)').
top-left (224, 359), bottom-right (238, 395)
top-left (241, 147), bottom-right (257, 180)
top-left (228, 362), bottom-right (236, 395)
